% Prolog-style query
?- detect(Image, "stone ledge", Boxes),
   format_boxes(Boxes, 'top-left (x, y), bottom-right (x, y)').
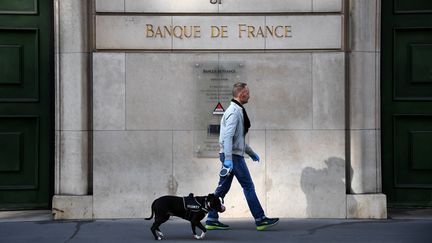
top-left (52, 195), bottom-right (93, 220)
top-left (347, 194), bottom-right (387, 219)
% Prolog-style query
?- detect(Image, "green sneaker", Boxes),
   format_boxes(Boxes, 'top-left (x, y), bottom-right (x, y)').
top-left (205, 220), bottom-right (230, 230)
top-left (256, 217), bottom-right (279, 231)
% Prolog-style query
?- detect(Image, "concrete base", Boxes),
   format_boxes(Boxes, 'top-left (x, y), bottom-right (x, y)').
top-left (0, 210), bottom-right (52, 222)
top-left (52, 195), bottom-right (93, 220)
top-left (347, 194), bottom-right (387, 219)
top-left (388, 208), bottom-right (432, 219)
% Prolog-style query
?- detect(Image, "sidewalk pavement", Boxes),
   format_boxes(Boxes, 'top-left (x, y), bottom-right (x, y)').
top-left (0, 213), bottom-right (431, 243)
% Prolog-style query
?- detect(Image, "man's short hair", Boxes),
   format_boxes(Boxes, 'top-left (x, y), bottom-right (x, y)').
top-left (232, 82), bottom-right (247, 97)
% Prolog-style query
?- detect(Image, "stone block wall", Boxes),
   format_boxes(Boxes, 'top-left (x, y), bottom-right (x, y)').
top-left (92, 52), bottom-right (346, 218)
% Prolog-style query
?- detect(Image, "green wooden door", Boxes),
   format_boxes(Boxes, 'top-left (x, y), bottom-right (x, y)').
top-left (0, 0), bottom-right (53, 210)
top-left (382, 0), bottom-right (432, 207)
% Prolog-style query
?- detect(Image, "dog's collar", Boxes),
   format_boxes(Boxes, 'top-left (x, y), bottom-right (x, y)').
top-left (203, 196), bottom-right (225, 213)
top-left (201, 198), bottom-right (210, 213)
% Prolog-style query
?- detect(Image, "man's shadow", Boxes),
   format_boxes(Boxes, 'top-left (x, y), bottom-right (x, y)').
top-left (300, 157), bottom-right (348, 218)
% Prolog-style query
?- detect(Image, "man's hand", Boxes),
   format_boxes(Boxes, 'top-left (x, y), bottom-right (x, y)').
top-left (223, 160), bottom-right (233, 169)
top-left (250, 152), bottom-right (260, 162)
top-left (220, 159), bottom-right (233, 177)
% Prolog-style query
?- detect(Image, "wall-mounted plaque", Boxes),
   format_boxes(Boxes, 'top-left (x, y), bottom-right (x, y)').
top-left (95, 15), bottom-right (342, 50)
top-left (193, 62), bottom-right (244, 157)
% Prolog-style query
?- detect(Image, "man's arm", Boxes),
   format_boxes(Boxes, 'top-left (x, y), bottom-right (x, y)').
top-left (245, 143), bottom-right (254, 156)
top-left (245, 143), bottom-right (260, 162)
top-left (222, 112), bottom-right (238, 161)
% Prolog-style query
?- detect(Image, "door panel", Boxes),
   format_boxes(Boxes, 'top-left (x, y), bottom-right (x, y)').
top-left (0, 0), bottom-right (38, 14)
top-left (393, 28), bottom-right (432, 100)
top-left (0, 28), bottom-right (39, 101)
top-left (394, 116), bottom-right (432, 186)
top-left (382, 0), bottom-right (432, 207)
top-left (394, 0), bottom-right (432, 13)
top-left (0, 0), bottom-right (52, 210)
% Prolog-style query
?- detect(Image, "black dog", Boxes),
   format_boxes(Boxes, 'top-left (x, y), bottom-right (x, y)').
top-left (145, 193), bottom-right (225, 240)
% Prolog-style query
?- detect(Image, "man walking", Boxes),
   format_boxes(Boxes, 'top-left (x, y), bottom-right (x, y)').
top-left (205, 82), bottom-right (279, 231)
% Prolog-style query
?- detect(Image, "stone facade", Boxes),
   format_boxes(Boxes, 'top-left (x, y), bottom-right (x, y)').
top-left (53, 0), bottom-right (386, 219)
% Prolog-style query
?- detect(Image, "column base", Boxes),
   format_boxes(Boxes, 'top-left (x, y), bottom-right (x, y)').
top-left (52, 195), bottom-right (93, 220)
top-left (347, 193), bottom-right (387, 219)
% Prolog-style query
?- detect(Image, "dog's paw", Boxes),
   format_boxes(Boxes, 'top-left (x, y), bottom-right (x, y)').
top-left (194, 232), bottom-right (206, 240)
top-left (157, 236), bottom-right (162, 240)
top-left (156, 231), bottom-right (164, 238)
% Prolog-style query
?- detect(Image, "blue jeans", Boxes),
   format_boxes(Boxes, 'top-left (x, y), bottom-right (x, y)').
top-left (207, 153), bottom-right (265, 221)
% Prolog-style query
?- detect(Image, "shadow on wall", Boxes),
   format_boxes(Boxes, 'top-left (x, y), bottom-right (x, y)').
top-left (300, 157), bottom-right (347, 218)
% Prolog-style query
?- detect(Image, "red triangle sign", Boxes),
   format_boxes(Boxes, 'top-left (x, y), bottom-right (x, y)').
top-left (213, 102), bottom-right (225, 115)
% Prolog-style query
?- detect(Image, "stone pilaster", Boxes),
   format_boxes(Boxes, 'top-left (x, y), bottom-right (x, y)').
top-left (347, 0), bottom-right (386, 218)
top-left (53, 0), bottom-right (93, 219)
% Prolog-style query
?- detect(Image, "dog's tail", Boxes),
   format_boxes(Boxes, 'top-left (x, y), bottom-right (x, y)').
top-left (145, 201), bottom-right (155, 220)
top-left (144, 211), bottom-right (153, 220)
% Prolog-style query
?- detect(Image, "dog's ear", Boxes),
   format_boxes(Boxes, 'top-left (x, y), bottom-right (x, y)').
top-left (207, 193), bottom-right (215, 199)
